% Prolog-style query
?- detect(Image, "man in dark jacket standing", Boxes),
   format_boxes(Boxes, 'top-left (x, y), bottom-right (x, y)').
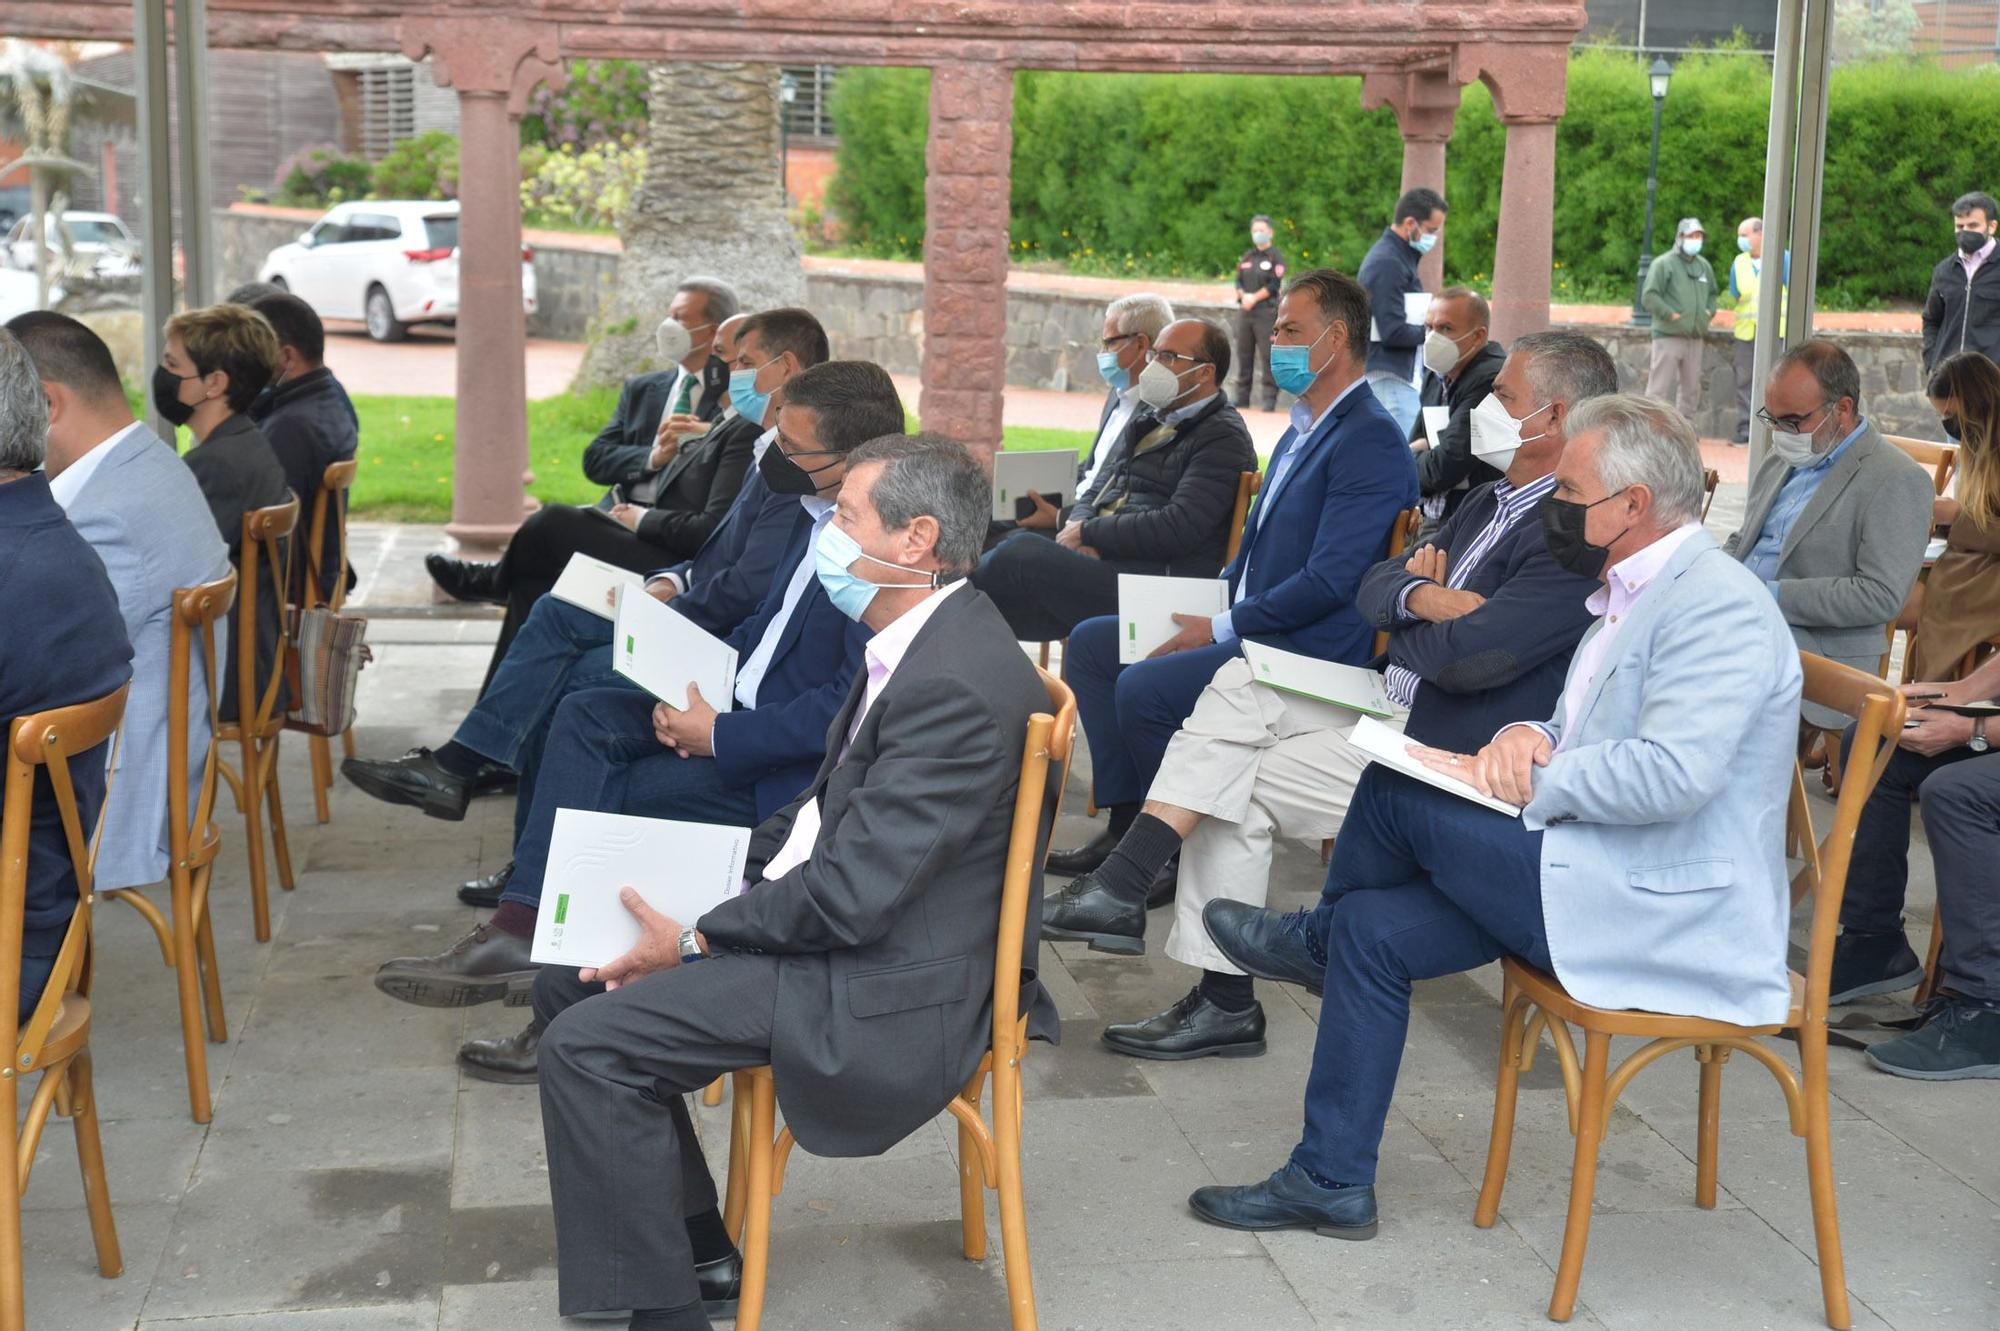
top-left (1410, 287), bottom-right (1506, 530)
top-left (1357, 188), bottom-right (1446, 438)
top-left (246, 291), bottom-right (358, 604)
top-left (1922, 190), bottom-right (2000, 374)
top-left (971, 317), bottom-right (1257, 642)
top-left (1233, 215), bottom-right (1286, 411)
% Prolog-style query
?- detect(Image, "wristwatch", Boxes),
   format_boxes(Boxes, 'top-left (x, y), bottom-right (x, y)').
top-left (677, 926), bottom-right (708, 964)
top-left (1972, 718), bottom-right (1990, 754)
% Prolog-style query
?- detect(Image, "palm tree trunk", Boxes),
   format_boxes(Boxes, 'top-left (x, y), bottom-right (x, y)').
top-left (578, 62), bottom-right (805, 386)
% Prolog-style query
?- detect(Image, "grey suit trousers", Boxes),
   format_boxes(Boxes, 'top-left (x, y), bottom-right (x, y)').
top-left (535, 956), bottom-right (780, 1316)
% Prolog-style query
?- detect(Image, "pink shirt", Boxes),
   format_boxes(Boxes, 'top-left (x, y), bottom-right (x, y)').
top-left (1547, 522), bottom-right (1704, 749)
top-left (1961, 235), bottom-right (1997, 279)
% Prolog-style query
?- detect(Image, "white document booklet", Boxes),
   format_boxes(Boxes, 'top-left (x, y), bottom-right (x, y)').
top-left (1420, 405), bottom-right (1451, 448)
top-left (552, 552), bottom-right (648, 621)
top-left (1345, 713), bottom-right (1523, 817)
top-left (1241, 642), bottom-right (1396, 719)
top-left (993, 449), bottom-right (1079, 521)
top-left (611, 582), bottom-right (739, 711)
top-left (1117, 574), bottom-right (1230, 664)
top-left (1371, 291), bottom-right (1434, 342)
top-left (530, 809), bottom-right (752, 967)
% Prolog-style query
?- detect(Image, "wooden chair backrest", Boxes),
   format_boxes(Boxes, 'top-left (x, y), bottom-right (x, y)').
top-left (1701, 468), bottom-right (1720, 521)
top-left (990, 669), bottom-right (1078, 1067)
top-left (1, 683), bottom-right (131, 1063)
top-left (1224, 470), bottom-right (1261, 564)
top-left (234, 494), bottom-right (300, 733)
top-left (1786, 652), bottom-right (1905, 1027)
top-left (301, 459), bottom-right (358, 613)
top-left (1884, 435), bottom-right (1958, 497)
top-left (168, 572), bottom-right (238, 873)
top-left (1372, 506), bottom-right (1425, 657)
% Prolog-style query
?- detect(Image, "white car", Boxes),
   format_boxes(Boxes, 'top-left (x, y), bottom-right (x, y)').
top-left (255, 200), bottom-right (537, 342)
top-left (4, 211), bottom-right (140, 277)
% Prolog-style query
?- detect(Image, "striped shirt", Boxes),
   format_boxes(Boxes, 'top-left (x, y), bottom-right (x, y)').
top-left (1384, 472), bottom-right (1558, 707)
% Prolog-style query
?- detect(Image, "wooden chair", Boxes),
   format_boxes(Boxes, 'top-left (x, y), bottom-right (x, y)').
top-left (1700, 467), bottom-right (1720, 521)
top-left (288, 460), bottom-right (359, 825)
top-left (1472, 654), bottom-right (1903, 1329)
top-left (216, 495), bottom-right (300, 942)
top-left (1225, 469), bottom-right (1260, 564)
top-left (1883, 434), bottom-right (1958, 497)
top-left (0, 682), bottom-right (132, 1328)
top-left (102, 572), bottom-right (237, 1123)
top-left (721, 668), bottom-right (1078, 1331)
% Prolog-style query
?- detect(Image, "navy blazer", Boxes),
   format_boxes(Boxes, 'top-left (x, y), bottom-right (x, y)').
top-left (1221, 379), bottom-right (1418, 665)
top-left (667, 467), bottom-right (813, 640)
top-left (1358, 228), bottom-right (1426, 380)
top-left (1355, 478), bottom-right (1600, 754)
top-left (581, 362), bottom-right (727, 498)
top-left (712, 516), bottom-right (869, 820)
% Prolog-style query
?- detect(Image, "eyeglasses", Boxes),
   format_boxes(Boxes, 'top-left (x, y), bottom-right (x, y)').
top-left (1148, 349), bottom-right (1213, 368)
top-left (1754, 400), bottom-right (1835, 434)
top-left (1100, 333), bottom-right (1138, 352)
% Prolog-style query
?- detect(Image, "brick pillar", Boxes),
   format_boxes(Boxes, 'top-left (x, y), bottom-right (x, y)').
top-left (920, 62), bottom-right (1013, 459)
top-left (1465, 45), bottom-right (1570, 347)
top-left (399, 19), bottom-right (564, 556)
top-left (1361, 71), bottom-right (1459, 290)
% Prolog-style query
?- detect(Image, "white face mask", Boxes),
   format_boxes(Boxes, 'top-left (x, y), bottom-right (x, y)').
top-left (1135, 357), bottom-right (1194, 411)
top-left (1468, 394), bottom-right (1552, 473)
top-left (655, 316), bottom-right (713, 366)
top-left (1422, 328), bottom-right (1469, 376)
top-left (1681, 237), bottom-right (1704, 257)
top-left (1767, 407), bottom-right (1837, 467)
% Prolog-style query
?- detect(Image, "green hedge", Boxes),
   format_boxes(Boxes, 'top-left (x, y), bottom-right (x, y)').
top-left (827, 51), bottom-right (2000, 306)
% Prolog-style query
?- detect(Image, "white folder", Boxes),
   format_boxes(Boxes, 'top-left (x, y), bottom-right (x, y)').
top-left (1344, 714), bottom-right (1522, 817)
top-left (993, 449), bottom-right (1079, 521)
top-left (552, 552), bottom-right (648, 621)
top-left (1241, 642), bottom-right (1396, 719)
top-left (530, 809), bottom-right (752, 967)
top-left (611, 582), bottom-right (739, 712)
top-left (1372, 291), bottom-right (1436, 343)
top-left (1116, 574), bottom-right (1229, 664)
top-left (1420, 406), bottom-right (1451, 448)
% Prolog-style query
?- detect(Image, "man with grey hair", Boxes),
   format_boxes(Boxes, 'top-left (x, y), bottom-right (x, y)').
top-left (1643, 217), bottom-right (1717, 420)
top-left (1053, 330), bottom-right (1613, 1059)
top-left (0, 328), bottom-right (133, 1020)
top-left (1191, 392), bottom-right (1802, 1243)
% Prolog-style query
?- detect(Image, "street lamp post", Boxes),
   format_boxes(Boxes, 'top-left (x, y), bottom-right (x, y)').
top-left (778, 70), bottom-right (799, 206)
top-left (1631, 57), bottom-right (1672, 326)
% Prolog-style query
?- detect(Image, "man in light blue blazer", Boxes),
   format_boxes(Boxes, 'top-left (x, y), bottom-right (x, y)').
top-left (11, 313), bottom-right (231, 892)
top-left (1190, 393), bottom-right (1801, 1242)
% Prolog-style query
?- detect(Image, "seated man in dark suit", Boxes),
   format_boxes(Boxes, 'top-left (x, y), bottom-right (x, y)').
top-left (1049, 270), bottom-right (1418, 876)
top-left (972, 316), bottom-right (1257, 642)
top-left (0, 330), bottom-right (133, 1019)
top-left (532, 433), bottom-right (1055, 1329)
top-left (1410, 286), bottom-right (1507, 530)
top-left (244, 291), bottom-right (358, 605)
top-left (1047, 331), bottom-right (1614, 1058)
top-left (371, 364), bottom-right (907, 1053)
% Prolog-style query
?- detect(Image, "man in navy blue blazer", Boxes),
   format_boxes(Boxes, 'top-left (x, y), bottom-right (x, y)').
top-left (371, 361), bottom-right (905, 1038)
top-left (1050, 269), bottom-right (1418, 880)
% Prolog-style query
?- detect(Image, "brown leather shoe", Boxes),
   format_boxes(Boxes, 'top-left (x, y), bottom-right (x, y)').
top-left (459, 1018), bottom-right (542, 1084)
top-left (374, 921), bottom-right (538, 1008)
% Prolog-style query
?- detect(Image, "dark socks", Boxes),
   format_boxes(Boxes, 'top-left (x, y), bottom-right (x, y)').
top-left (628, 1306), bottom-right (708, 1331)
top-left (489, 901), bottom-right (537, 939)
top-left (1300, 1164), bottom-right (1357, 1192)
top-left (1106, 801), bottom-right (1139, 839)
top-left (684, 1205), bottom-right (736, 1264)
top-left (433, 739), bottom-right (484, 778)
top-left (1199, 969), bottom-right (1256, 1013)
top-left (1096, 813), bottom-right (1184, 904)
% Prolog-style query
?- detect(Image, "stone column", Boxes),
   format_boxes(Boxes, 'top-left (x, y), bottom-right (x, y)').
top-left (399, 19), bottom-right (564, 556)
top-left (920, 61), bottom-right (1013, 458)
top-left (1361, 71), bottom-right (1459, 290)
top-left (1466, 46), bottom-right (1570, 347)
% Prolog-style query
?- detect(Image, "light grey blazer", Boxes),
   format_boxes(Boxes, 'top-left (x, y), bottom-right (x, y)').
top-left (1526, 530), bottom-right (1802, 1029)
top-left (63, 427), bottom-right (232, 891)
top-left (1723, 421), bottom-right (1932, 725)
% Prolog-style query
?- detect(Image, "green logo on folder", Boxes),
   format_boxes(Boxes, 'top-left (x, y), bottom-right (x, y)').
top-left (624, 634), bottom-right (634, 655)
top-left (554, 893), bottom-right (569, 925)
top-left (1127, 622), bottom-right (1136, 641)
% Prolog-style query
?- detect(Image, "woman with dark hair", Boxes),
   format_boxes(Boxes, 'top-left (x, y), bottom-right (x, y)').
top-left (1904, 351), bottom-right (2000, 683)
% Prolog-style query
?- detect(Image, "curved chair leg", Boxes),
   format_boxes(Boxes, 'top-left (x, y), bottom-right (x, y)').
top-left (266, 746), bottom-right (296, 892)
top-left (992, 1060), bottom-right (1038, 1330)
top-left (1475, 984), bottom-right (1528, 1228)
top-left (66, 1052), bottom-right (123, 1278)
top-left (1796, 1023), bottom-right (1852, 1330)
top-left (0, 1067), bottom-right (24, 1329)
top-left (1915, 918), bottom-right (1945, 1006)
top-left (1695, 1045), bottom-right (1727, 1209)
top-left (195, 901), bottom-right (227, 1043)
top-left (723, 1074), bottom-right (753, 1245)
top-left (308, 733), bottom-right (333, 825)
top-left (958, 1069), bottom-right (989, 1262)
top-left (342, 729), bottom-right (356, 759)
top-left (1548, 1030), bottom-right (1611, 1323)
top-left (735, 1078), bottom-right (779, 1331)
top-left (239, 737), bottom-right (273, 942)
top-left (169, 873), bottom-right (213, 1124)
top-left (702, 1077), bottom-right (724, 1108)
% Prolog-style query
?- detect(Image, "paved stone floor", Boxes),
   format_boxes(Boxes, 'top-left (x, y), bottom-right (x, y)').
top-left (22, 605), bottom-right (1991, 1331)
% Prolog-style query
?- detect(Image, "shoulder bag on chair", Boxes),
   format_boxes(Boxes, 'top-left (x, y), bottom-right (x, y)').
top-left (283, 537), bottom-right (372, 737)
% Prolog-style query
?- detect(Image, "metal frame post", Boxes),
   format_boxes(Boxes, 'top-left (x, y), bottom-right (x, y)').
top-left (172, 0), bottom-right (214, 307)
top-left (134, 0), bottom-right (175, 439)
top-left (1749, 0), bottom-right (1805, 475)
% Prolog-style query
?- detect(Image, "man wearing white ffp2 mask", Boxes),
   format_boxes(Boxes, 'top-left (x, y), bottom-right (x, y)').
top-left (1409, 287), bottom-right (1506, 528)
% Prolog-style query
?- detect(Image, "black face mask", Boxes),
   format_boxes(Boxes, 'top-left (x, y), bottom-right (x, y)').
top-left (1540, 490), bottom-right (1632, 581)
top-left (1941, 414), bottom-right (1963, 442)
top-left (758, 441), bottom-right (841, 497)
top-left (152, 364), bottom-right (198, 428)
top-left (1957, 229), bottom-right (1989, 255)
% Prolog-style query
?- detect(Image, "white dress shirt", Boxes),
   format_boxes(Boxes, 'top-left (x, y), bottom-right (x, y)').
top-left (48, 422), bottom-right (145, 510)
top-left (1077, 389), bottom-right (1141, 502)
top-left (650, 424), bottom-right (771, 596)
top-left (731, 494), bottom-right (836, 710)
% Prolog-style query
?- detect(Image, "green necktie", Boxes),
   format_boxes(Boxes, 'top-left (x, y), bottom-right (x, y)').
top-left (673, 374), bottom-right (697, 416)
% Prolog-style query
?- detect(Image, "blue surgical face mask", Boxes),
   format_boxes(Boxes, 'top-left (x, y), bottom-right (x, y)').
top-left (1411, 229), bottom-right (1439, 255)
top-left (1268, 321), bottom-right (1335, 398)
top-left (729, 358), bottom-right (778, 428)
top-left (1681, 237), bottom-right (1704, 257)
top-left (1096, 349), bottom-right (1131, 392)
top-left (814, 519), bottom-right (940, 621)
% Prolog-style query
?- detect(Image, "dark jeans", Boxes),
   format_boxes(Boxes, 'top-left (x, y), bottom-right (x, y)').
top-left (969, 530), bottom-right (1124, 643)
top-left (503, 687), bottom-right (761, 912)
top-left (1066, 614), bottom-right (1241, 806)
top-left (1295, 767), bottom-right (1549, 1185)
top-left (18, 951), bottom-right (55, 1023)
top-left (1234, 301), bottom-right (1278, 410)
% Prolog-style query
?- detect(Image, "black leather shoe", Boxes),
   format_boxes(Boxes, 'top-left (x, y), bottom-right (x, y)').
top-left (1145, 856), bottom-right (1179, 911)
top-left (341, 747), bottom-right (472, 821)
top-left (1102, 987), bottom-right (1266, 1061)
top-left (459, 1018), bottom-right (541, 1084)
top-left (1046, 827), bottom-right (1120, 877)
top-left (458, 861), bottom-right (515, 909)
top-left (1827, 929), bottom-right (1925, 1005)
top-left (1189, 1162), bottom-right (1378, 1239)
top-left (1204, 900), bottom-right (1324, 997)
top-left (374, 921), bottom-right (539, 1008)
top-left (1041, 869), bottom-right (1146, 955)
top-left (696, 1250), bottom-right (742, 1319)
top-left (469, 760), bottom-right (519, 797)
top-left (425, 553), bottom-right (505, 604)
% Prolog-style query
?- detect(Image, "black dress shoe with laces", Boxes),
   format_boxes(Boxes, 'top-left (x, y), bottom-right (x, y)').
top-left (374, 921), bottom-right (539, 1008)
top-left (1041, 869), bottom-right (1146, 954)
top-left (425, 553), bottom-right (506, 604)
top-left (458, 861), bottom-right (515, 909)
top-left (1827, 929), bottom-right (1925, 1005)
top-left (1046, 827), bottom-right (1120, 877)
top-left (1204, 900), bottom-right (1325, 997)
top-left (342, 747), bottom-right (473, 821)
top-left (571, 1250), bottom-right (743, 1323)
top-left (1189, 1162), bottom-right (1378, 1239)
top-left (459, 1017), bottom-right (541, 1084)
top-left (1102, 987), bottom-right (1266, 1061)
top-left (469, 760), bottom-right (519, 797)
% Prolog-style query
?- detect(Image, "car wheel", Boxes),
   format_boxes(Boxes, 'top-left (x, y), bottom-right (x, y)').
top-left (365, 285), bottom-right (407, 343)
